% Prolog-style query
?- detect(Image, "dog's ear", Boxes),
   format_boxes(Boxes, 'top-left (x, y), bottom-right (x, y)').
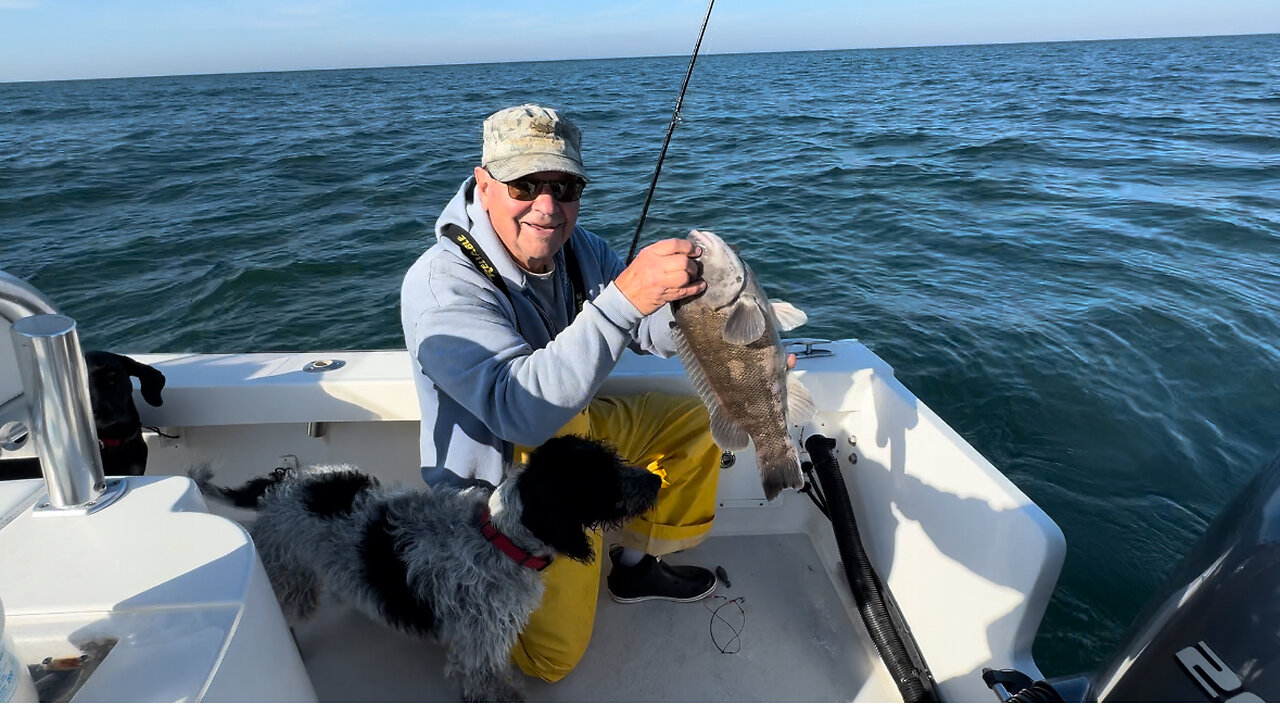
top-left (517, 479), bottom-right (597, 562)
top-left (118, 354), bottom-right (166, 407)
top-left (516, 460), bottom-right (598, 563)
top-left (523, 515), bottom-right (595, 563)
top-left (559, 534), bottom-right (595, 563)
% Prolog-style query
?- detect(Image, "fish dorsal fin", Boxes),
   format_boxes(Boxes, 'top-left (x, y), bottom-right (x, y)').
top-left (723, 295), bottom-right (767, 345)
top-left (770, 301), bottom-right (808, 331)
top-left (671, 323), bottom-right (751, 450)
top-left (786, 374), bottom-right (816, 425)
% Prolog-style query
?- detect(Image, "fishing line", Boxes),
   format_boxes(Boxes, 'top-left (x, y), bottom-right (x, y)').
top-left (800, 460), bottom-right (830, 518)
top-left (703, 594), bottom-right (745, 654)
top-left (625, 0), bottom-right (716, 264)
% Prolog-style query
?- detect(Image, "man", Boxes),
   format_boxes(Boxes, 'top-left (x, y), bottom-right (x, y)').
top-left (400, 103), bottom-right (723, 682)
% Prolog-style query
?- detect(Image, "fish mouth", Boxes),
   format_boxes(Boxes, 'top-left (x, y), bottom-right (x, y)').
top-left (686, 230), bottom-right (711, 256)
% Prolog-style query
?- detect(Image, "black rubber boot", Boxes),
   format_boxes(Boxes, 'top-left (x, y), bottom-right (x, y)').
top-left (606, 545), bottom-right (716, 603)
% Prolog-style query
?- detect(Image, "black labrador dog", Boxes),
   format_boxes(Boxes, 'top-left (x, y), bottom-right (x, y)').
top-left (84, 350), bottom-right (166, 476)
top-left (0, 351), bottom-right (165, 481)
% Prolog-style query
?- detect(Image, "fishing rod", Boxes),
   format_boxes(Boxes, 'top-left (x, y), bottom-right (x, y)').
top-left (625, 0), bottom-right (716, 264)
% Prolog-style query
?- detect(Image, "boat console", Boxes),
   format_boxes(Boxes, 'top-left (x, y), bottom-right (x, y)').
top-left (0, 271), bottom-right (313, 702)
top-left (0, 476), bottom-right (315, 702)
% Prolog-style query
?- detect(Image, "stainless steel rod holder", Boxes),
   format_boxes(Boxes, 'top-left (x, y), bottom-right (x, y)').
top-left (10, 314), bottom-right (107, 509)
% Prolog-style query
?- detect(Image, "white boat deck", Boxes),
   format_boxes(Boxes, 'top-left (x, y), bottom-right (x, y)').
top-left (298, 532), bottom-right (894, 702)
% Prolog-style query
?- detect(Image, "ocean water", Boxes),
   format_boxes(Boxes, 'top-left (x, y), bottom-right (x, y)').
top-left (1, 34), bottom-right (1278, 678)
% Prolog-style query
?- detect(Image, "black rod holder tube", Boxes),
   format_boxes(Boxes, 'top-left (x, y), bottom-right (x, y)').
top-left (805, 433), bottom-right (938, 702)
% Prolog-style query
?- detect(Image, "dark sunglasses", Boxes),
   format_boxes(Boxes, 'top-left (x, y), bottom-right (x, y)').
top-left (501, 175), bottom-right (586, 203)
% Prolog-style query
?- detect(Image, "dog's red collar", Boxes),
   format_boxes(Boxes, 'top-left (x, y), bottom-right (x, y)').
top-left (98, 428), bottom-right (140, 449)
top-left (480, 508), bottom-right (551, 571)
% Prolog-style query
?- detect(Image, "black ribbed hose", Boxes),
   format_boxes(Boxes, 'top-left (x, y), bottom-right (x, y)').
top-left (805, 434), bottom-right (938, 702)
top-left (1007, 682), bottom-right (1065, 703)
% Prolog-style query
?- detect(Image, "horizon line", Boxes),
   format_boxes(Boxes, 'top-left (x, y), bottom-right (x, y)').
top-left (4, 30), bottom-right (1275, 86)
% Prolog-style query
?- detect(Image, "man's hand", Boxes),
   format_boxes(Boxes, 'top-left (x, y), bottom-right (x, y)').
top-left (615, 239), bottom-right (706, 316)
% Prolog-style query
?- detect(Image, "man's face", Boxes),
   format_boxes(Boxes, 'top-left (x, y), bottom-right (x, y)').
top-left (474, 167), bottom-right (581, 274)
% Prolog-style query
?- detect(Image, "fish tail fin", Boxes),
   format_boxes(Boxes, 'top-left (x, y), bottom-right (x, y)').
top-left (756, 449), bottom-right (803, 502)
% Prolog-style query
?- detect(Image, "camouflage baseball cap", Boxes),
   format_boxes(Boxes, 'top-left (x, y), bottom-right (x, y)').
top-left (482, 104), bottom-right (588, 182)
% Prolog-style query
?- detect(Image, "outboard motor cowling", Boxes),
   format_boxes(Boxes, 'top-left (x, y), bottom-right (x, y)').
top-left (1087, 454), bottom-right (1280, 702)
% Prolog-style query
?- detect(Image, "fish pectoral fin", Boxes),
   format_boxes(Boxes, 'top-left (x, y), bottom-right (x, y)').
top-left (786, 375), bottom-right (817, 425)
top-left (723, 296), bottom-right (767, 345)
top-left (710, 413), bottom-right (751, 451)
top-left (770, 301), bottom-right (808, 331)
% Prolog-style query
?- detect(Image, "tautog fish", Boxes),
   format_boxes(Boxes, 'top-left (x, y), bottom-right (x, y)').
top-left (671, 229), bottom-right (814, 501)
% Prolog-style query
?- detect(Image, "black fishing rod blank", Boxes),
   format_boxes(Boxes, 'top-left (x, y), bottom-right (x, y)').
top-left (625, 0), bottom-right (716, 264)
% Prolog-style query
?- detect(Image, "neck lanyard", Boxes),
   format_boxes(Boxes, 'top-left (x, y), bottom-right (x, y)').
top-left (446, 224), bottom-right (586, 317)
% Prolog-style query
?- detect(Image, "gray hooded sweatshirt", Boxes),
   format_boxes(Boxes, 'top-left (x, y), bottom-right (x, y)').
top-left (401, 177), bottom-right (678, 486)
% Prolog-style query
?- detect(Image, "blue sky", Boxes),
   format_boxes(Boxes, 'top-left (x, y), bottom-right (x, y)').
top-left (2, 0), bottom-right (1278, 82)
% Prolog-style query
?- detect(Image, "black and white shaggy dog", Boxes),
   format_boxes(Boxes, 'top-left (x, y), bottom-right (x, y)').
top-left (192, 435), bottom-right (660, 702)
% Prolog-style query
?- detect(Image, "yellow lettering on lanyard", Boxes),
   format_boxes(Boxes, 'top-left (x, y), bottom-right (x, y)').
top-left (455, 235), bottom-right (498, 280)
